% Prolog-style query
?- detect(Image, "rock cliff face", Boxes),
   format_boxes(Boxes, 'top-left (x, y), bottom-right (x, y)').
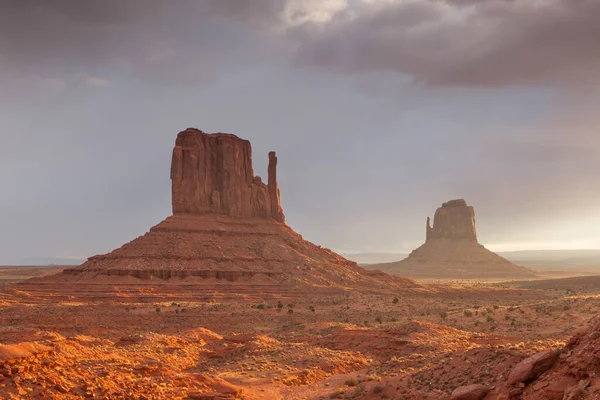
top-left (426, 199), bottom-right (477, 242)
top-left (171, 128), bottom-right (284, 222)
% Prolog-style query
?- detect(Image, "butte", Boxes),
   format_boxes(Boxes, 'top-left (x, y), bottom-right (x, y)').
top-left (22, 128), bottom-right (416, 299)
top-left (370, 199), bottom-right (535, 280)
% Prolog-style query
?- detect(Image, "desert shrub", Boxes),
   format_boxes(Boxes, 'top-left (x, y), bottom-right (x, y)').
top-left (344, 378), bottom-right (358, 387)
top-left (393, 297), bottom-right (399, 304)
top-left (287, 309), bottom-right (294, 314)
top-left (287, 303), bottom-right (294, 308)
top-left (372, 384), bottom-right (384, 393)
top-left (351, 385), bottom-right (365, 397)
top-left (505, 315), bottom-right (511, 320)
top-left (181, 308), bottom-right (186, 312)
top-left (257, 304), bottom-right (265, 310)
top-left (440, 311), bottom-right (448, 319)
top-left (375, 316), bottom-right (383, 324)
top-left (493, 305), bottom-right (499, 309)
top-left (308, 305), bottom-right (315, 312)
top-left (277, 301), bottom-right (283, 309)
top-left (486, 316), bottom-right (494, 323)
top-left (564, 305), bottom-right (571, 311)
top-left (464, 310), bottom-right (473, 317)
top-left (155, 307), bottom-right (161, 313)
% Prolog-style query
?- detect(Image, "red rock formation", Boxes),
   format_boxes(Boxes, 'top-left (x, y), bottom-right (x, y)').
top-left (170, 128), bottom-right (284, 221)
top-left (268, 151), bottom-right (285, 223)
top-left (510, 315), bottom-right (600, 399)
top-left (30, 127), bottom-right (416, 290)
top-left (426, 199), bottom-right (477, 242)
top-left (370, 199), bottom-right (535, 279)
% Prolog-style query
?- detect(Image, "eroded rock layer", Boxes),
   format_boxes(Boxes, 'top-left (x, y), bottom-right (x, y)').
top-left (33, 214), bottom-right (416, 289)
top-left (370, 199), bottom-right (535, 279)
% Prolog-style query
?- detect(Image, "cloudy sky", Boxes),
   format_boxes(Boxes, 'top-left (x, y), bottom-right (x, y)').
top-left (1, 0), bottom-right (600, 264)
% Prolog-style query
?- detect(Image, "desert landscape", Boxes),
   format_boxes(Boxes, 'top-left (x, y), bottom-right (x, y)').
top-left (0, 129), bottom-right (599, 400)
top-left (3, 2), bottom-right (600, 399)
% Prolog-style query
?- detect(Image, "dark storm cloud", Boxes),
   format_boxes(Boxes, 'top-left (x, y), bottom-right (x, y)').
top-left (0, 0), bottom-right (283, 86)
top-left (291, 0), bottom-right (600, 87)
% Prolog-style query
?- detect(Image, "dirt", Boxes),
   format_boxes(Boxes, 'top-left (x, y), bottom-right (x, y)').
top-left (0, 269), bottom-right (597, 399)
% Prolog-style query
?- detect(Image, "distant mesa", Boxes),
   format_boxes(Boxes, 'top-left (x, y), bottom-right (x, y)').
top-left (27, 128), bottom-right (416, 291)
top-left (369, 199), bottom-right (536, 279)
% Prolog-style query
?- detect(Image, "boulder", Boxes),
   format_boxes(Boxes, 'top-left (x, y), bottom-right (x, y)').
top-left (450, 384), bottom-right (489, 400)
top-left (508, 351), bottom-right (557, 385)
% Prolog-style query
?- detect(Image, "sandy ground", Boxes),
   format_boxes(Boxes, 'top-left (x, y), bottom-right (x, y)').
top-left (0, 267), bottom-right (598, 399)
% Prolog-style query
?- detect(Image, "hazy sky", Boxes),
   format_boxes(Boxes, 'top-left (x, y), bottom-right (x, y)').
top-left (2, 0), bottom-right (600, 264)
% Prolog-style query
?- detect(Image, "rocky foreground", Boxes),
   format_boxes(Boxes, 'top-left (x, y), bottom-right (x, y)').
top-left (1, 276), bottom-right (599, 399)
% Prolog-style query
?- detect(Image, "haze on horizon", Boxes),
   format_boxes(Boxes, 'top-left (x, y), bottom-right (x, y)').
top-left (1, 0), bottom-right (600, 264)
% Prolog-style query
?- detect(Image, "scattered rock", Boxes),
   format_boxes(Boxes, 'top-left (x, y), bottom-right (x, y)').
top-left (563, 380), bottom-right (590, 400)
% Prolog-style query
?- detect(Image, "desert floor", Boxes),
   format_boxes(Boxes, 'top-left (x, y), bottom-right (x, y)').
top-left (0, 268), bottom-right (598, 399)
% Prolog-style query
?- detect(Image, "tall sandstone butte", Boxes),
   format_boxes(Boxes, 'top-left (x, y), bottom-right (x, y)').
top-left (370, 199), bottom-right (535, 279)
top-left (32, 128), bottom-right (416, 290)
top-left (171, 128), bottom-right (284, 222)
top-left (426, 199), bottom-right (477, 242)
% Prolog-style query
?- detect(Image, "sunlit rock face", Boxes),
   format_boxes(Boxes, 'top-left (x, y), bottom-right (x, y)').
top-left (170, 128), bottom-right (284, 222)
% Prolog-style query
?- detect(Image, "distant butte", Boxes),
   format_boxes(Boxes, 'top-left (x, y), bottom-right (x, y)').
top-left (26, 128), bottom-right (416, 293)
top-left (369, 199), bottom-right (536, 279)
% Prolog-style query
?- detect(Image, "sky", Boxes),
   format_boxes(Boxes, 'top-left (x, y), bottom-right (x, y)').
top-left (1, 0), bottom-right (600, 264)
